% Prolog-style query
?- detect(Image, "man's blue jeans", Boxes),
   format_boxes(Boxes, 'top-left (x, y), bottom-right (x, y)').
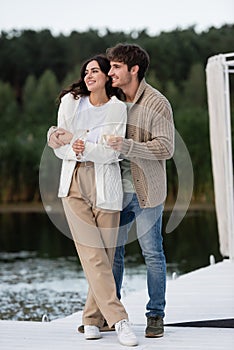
top-left (113, 192), bottom-right (166, 318)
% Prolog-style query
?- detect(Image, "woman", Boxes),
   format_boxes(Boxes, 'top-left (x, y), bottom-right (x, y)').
top-left (48, 55), bottom-right (138, 347)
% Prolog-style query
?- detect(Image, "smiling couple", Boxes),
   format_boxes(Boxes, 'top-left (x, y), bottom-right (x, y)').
top-left (47, 43), bottom-right (174, 347)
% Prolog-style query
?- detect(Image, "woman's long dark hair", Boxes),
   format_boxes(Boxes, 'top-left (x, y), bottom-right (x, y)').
top-left (58, 54), bottom-right (124, 102)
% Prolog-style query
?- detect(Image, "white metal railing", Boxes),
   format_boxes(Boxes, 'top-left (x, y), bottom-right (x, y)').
top-left (206, 53), bottom-right (234, 261)
top-left (223, 54), bottom-right (234, 261)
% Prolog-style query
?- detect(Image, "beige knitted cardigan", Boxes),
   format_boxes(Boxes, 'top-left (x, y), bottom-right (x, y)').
top-left (121, 79), bottom-right (174, 208)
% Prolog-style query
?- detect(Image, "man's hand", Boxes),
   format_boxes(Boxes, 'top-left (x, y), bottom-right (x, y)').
top-left (48, 128), bottom-right (73, 149)
top-left (107, 136), bottom-right (123, 151)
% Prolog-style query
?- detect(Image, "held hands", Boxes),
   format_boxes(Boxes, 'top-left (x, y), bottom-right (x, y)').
top-left (72, 135), bottom-right (122, 159)
top-left (107, 136), bottom-right (123, 151)
top-left (48, 128), bottom-right (73, 148)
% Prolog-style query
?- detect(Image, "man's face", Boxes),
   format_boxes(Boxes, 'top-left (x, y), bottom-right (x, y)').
top-left (108, 61), bottom-right (132, 89)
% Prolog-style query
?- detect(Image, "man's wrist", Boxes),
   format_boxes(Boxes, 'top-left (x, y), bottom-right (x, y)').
top-left (120, 138), bottom-right (132, 154)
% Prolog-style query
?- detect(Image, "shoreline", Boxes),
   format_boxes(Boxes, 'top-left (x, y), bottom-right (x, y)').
top-left (0, 201), bottom-right (215, 213)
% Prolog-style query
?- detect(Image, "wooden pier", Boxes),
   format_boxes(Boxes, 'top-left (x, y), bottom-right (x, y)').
top-left (0, 259), bottom-right (233, 349)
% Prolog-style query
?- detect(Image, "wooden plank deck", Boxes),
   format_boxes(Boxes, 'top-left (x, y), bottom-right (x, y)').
top-left (0, 260), bottom-right (233, 349)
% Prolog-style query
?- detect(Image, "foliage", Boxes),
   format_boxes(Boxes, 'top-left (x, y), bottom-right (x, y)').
top-left (0, 25), bottom-right (233, 203)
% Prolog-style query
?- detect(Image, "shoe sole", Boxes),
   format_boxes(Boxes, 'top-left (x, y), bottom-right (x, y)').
top-left (78, 325), bottom-right (115, 333)
top-left (85, 336), bottom-right (102, 340)
top-left (118, 337), bottom-right (138, 347)
top-left (119, 341), bottom-right (138, 347)
top-left (145, 332), bottom-right (164, 338)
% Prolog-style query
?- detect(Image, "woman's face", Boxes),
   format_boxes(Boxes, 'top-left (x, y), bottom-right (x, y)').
top-left (84, 60), bottom-right (108, 93)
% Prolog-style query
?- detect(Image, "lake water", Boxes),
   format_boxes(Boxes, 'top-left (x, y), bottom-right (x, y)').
top-left (0, 209), bottom-right (222, 321)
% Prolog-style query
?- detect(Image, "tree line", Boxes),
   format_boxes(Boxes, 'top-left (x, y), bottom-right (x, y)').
top-left (0, 25), bottom-right (233, 204)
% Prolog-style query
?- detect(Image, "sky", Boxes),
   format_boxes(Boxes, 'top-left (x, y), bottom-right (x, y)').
top-left (1, 0), bottom-right (233, 36)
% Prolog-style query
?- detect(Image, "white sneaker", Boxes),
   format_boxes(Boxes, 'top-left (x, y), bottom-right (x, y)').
top-left (115, 319), bottom-right (138, 346)
top-left (84, 325), bottom-right (102, 340)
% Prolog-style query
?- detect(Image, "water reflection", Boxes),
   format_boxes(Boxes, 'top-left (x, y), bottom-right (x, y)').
top-left (164, 210), bottom-right (222, 273)
top-left (0, 210), bottom-right (222, 321)
top-left (0, 254), bottom-right (85, 321)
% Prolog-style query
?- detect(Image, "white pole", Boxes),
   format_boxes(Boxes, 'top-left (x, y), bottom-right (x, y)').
top-left (224, 55), bottom-right (234, 261)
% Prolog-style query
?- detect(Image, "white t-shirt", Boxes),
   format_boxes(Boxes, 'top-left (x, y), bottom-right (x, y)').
top-left (73, 96), bottom-right (111, 143)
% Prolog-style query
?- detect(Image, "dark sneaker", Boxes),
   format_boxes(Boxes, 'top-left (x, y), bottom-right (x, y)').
top-left (145, 316), bottom-right (164, 338)
top-left (78, 320), bottom-right (115, 333)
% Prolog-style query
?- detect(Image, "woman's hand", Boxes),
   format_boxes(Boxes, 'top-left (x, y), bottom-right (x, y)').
top-left (72, 139), bottom-right (85, 155)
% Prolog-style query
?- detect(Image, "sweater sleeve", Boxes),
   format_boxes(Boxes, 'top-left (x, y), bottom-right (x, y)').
top-left (121, 98), bottom-right (174, 160)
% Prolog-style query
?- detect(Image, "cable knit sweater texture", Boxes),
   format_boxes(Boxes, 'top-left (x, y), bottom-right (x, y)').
top-left (121, 79), bottom-right (174, 208)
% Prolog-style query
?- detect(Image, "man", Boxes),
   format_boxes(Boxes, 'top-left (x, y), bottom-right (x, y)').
top-left (106, 43), bottom-right (174, 338)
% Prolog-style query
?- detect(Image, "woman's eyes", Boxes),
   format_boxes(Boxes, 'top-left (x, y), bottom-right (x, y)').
top-left (85, 69), bottom-right (99, 75)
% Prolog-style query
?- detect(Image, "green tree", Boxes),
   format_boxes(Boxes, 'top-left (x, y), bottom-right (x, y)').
top-left (22, 70), bottom-right (59, 129)
top-left (182, 63), bottom-right (206, 108)
top-left (0, 25), bottom-right (233, 203)
top-left (0, 81), bottom-right (21, 201)
top-left (18, 70), bottom-right (59, 201)
top-left (164, 80), bottom-right (180, 110)
top-left (175, 107), bottom-right (213, 201)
